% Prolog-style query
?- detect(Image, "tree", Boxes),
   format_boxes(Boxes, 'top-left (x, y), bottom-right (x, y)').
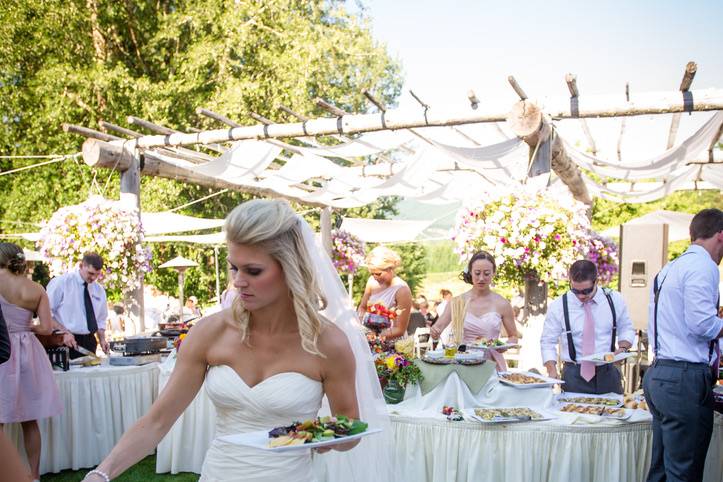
top-left (0, 0), bottom-right (403, 302)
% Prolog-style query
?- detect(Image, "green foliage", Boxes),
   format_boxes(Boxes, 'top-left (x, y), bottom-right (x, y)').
top-left (422, 240), bottom-right (461, 273)
top-left (43, 455), bottom-right (197, 481)
top-left (0, 0), bottom-right (403, 302)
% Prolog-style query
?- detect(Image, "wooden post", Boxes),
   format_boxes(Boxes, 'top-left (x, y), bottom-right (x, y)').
top-left (524, 271), bottom-right (548, 317)
top-left (666, 62), bottom-right (698, 149)
top-left (177, 269), bottom-right (185, 322)
top-left (506, 100), bottom-right (593, 206)
top-left (320, 207), bottom-right (332, 256)
top-left (214, 246), bottom-right (220, 303)
top-left (119, 146), bottom-right (145, 332)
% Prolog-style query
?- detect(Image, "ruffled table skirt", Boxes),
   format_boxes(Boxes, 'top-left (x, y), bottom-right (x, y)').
top-left (3, 363), bottom-right (159, 474)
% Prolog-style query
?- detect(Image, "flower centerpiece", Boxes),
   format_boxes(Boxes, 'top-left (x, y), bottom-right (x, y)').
top-left (452, 187), bottom-right (591, 286)
top-left (38, 196), bottom-right (152, 292)
top-left (583, 232), bottom-right (619, 286)
top-left (331, 229), bottom-right (366, 275)
top-left (375, 352), bottom-right (423, 404)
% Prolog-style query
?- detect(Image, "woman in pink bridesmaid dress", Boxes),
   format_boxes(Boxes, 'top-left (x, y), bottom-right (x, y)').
top-left (430, 251), bottom-right (519, 371)
top-left (0, 243), bottom-right (62, 481)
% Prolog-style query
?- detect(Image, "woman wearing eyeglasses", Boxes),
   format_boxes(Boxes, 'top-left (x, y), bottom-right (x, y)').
top-left (540, 259), bottom-right (635, 394)
top-left (357, 246), bottom-right (412, 341)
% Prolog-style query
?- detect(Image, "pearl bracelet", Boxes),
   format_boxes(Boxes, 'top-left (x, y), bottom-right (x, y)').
top-left (87, 469), bottom-right (110, 482)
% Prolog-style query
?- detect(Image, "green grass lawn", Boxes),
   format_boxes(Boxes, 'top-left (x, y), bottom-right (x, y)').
top-left (42, 455), bottom-right (198, 481)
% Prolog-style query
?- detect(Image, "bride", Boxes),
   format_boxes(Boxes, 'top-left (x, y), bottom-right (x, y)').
top-left (83, 199), bottom-right (391, 482)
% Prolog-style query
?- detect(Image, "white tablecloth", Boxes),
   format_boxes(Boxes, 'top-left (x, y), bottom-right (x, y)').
top-left (155, 354), bottom-right (216, 474)
top-left (390, 371), bottom-right (722, 482)
top-left (4, 363), bottom-right (159, 474)
top-left (153, 364), bottom-right (723, 481)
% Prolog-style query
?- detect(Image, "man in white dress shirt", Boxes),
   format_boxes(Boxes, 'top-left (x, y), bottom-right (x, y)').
top-left (541, 260), bottom-right (635, 394)
top-left (643, 208), bottom-right (723, 482)
top-left (47, 252), bottom-right (109, 358)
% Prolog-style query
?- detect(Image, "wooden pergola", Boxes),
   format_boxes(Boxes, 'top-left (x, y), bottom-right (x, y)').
top-left (62, 63), bottom-right (723, 329)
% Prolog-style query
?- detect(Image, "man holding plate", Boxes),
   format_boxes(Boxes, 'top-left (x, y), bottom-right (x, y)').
top-left (541, 259), bottom-right (634, 394)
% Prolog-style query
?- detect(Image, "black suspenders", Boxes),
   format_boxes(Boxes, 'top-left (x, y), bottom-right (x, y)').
top-left (562, 288), bottom-right (617, 362)
top-left (652, 252), bottom-right (694, 357)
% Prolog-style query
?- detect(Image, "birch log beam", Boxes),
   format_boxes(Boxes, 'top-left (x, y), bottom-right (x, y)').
top-left (82, 138), bottom-right (327, 208)
top-left (507, 100), bottom-right (593, 206)
top-left (118, 88), bottom-right (723, 148)
top-left (667, 61), bottom-right (698, 149)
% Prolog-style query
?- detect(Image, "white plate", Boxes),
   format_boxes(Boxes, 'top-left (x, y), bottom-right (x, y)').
top-left (577, 351), bottom-right (635, 365)
top-left (497, 371), bottom-right (564, 389)
top-left (556, 392), bottom-right (623, 408)
top-left (218, 428), bottom-right (383, 452)
top-left (425, 350), bottom-right (445, 359)
top-left (557, 404), bottom-right (631, 420)
top-left (464, 408), bottom-right (552, 424)
top-left (455, 353), bottom-right (486, 362)
top-left (468, 343), bottom-right (519, 351)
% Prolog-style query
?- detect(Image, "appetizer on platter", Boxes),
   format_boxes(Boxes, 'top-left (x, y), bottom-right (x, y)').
top-left (559, 404), bottom-right (627, 417)
top-left (267, 415), bottom-right (368, 448)
top-left (473, 407), bottom-right (544, 420)
top-left (557, 396), bottom-right (621, 407)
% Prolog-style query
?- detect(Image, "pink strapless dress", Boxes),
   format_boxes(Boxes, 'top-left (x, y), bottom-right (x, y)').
top-left (0, 294), bottom-right (62, 423)
top-left (463, 311), bottom-right (507, 371)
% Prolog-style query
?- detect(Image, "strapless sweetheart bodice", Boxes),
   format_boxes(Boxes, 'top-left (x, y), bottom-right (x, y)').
top-left (199, 365), bottom-right (324, 481)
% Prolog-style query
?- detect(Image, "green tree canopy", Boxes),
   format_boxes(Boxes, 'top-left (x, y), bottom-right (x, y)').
top-left (0, 0), bottom-right (404, 301)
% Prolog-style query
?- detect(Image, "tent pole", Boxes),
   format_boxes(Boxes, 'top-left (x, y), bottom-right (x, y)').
top-left (321, 207), bottom-right (332, 256)
top-left (120, 146), bottom-right (145, 333)
top-left (214, 246), bottom-right (220, 303)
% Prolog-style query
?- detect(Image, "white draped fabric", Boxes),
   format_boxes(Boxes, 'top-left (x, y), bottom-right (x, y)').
top-left (194, 140), bottom-right (281, 180)
top-left (155, 355), bottom-right (216, 474)
top-left (155, 362), bottom-right (723, 481)
top-left (4, 364), bottom-right (159, 475)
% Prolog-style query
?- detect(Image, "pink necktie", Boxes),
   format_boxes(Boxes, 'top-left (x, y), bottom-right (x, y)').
top-left (581, 301), bottom-right (596, 382)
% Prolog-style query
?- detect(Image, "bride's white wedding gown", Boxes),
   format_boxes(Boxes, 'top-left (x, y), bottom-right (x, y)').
top-left (199, 365), bottom-right (323, 482)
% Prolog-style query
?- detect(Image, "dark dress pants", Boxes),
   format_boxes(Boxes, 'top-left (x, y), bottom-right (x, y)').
top-left (68, 332), bottom-right (98, 359)
top-left (643, 359), bottom-right (714, 482)
top-left (562, 362), bottom-right (623, 394)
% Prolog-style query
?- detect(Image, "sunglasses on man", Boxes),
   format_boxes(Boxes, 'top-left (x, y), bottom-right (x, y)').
top-left (570, 283), bottom-right (596, 296)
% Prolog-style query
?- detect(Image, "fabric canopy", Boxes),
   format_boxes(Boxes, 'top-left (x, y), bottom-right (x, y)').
top-left (340, 218), bottom-right (434, 243)
top-left (600, 210), bottom-right (694, 242)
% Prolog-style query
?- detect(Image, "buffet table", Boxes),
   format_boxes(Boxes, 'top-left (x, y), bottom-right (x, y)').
top-left (390, 371), bottom-right (722, 482)
top-left (3, 363), bottom-right (159, 474)
top-left (154, 359), bottom-right (723, 481)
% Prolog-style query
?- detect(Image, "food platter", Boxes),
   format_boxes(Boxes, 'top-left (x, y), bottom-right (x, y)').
top-left (556, 392), bottom-right (623, 408)
top-left (421, 350), bottom-right (486, 365)
top-left (468, 338), bottom-right (519, 352)
top-left (497, 371), bottom-right (564, 389)
top-left (558, 403), bottom-right (631, 420)
top-left (577, 351), bottom-right (635, 365)
top-left (219, 428), bottom-right (382, 452)
top-left (466, 407), bottom-right (552, 423)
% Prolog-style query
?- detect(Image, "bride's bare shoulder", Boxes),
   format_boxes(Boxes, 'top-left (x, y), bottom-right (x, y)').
top-left (317, 317), bottom-right (352, 356)
top-left (188, 309), bottom-right (237, 340)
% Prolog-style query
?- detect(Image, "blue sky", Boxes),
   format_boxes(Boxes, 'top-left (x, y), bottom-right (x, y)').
top-left (349, 1), bottom-right (723, 159)
top-left (359, 1), bottom-right (723, 108)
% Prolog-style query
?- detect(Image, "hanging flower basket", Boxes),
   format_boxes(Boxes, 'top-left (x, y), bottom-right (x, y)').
top-left (452, 187), bottom-right (591, 287)
top-left (38, 196), bottom-right (152, 292)
top-left (331, 229), bottom-right (366, 275)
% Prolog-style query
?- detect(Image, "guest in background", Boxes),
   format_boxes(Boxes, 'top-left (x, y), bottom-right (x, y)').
top-left (143, 285), bottom-right (166, 333)
top-left (0, 291), bottom-right (10, 365)
top-left (357, 246), bottom-right (412, 340)
top-left (47, 252), bottom-right (109, 358)
top-left (186, 296), bottom-right (202, 318)
top-left (0, 242), bottom-right (62, 481)
top-left (541, 259), bottom-right (634, 394)
top-left (643, 208), bottom-right (723, 481)
top-left (430, 251), bottom-right (518, 371)
top-left (420, 298), bottom-right (439, 327)
top-left (436, 289), bottom-right (453, 317)
top-left (107, 304), bottom-right (126, 335)
top-left (407, 297), bottom-right (429, 336)
top-left (220, 278), bottom-right (239, 309)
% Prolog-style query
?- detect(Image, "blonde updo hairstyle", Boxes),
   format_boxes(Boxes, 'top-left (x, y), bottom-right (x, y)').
top-left (225, 199), bottom-right (327, 357)
top-left (0, 242), bottom-right (27, 275)
top-left (365, 245), bottom-right (402, 272)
